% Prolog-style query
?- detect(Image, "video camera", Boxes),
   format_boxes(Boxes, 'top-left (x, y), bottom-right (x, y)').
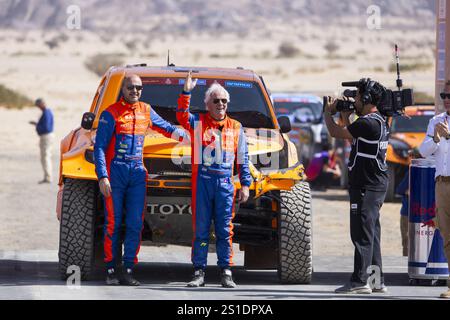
top-left (334, 79), bottom-right (414, 117)
top-left (324, 45), bottom-right (414, 117)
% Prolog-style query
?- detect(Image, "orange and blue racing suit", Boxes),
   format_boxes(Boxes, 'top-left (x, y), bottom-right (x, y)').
top-left (94, 98), bottom-right (185, 269)
top-left (176, 92), bottom-right (252, 270)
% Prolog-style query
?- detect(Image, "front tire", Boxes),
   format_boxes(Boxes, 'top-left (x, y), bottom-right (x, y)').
top-left (58, 178), bottom-right (98, 280)
top-left (278, 181), bottom-right (313, 284)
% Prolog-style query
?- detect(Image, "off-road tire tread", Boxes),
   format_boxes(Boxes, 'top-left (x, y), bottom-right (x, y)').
top-left (279, 181), bottom-right (313, 284)
top-left (58, 179), bottom-right (97, 280)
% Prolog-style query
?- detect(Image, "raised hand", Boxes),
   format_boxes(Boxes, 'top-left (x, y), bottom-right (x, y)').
top-left (184, 70), bottom-right (198, 93)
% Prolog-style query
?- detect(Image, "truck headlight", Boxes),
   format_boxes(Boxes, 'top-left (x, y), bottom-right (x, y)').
top-left (390, 139), bottom-right (410, 159)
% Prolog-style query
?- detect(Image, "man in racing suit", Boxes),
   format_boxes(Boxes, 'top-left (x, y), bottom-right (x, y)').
top-left (177, 71), bottom-right (252, 288)
top-left (95, 74), bottom-right (185, 286)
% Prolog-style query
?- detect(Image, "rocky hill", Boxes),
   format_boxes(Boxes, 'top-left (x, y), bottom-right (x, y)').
top-left (0, 0), bottom-right (436, 35)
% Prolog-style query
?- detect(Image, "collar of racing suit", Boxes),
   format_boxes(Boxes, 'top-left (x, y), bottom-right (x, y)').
top-left (119, 97), bottom-right (141, 110)
top-left (205, 112), bottom-right (228, 129)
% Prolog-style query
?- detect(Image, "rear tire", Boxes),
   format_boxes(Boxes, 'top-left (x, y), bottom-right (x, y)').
top-left (278, 181), bottom-right (313, 284)
top-left (58, 178), bottom-right (98, 280)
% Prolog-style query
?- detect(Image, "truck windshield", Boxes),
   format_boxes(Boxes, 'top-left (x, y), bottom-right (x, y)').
top-left (391, 115), bottom-right (433, 133)
top-left (128, 78), bottom-right (275, 129)
top-left (274, 102), bottom-right (323, 123)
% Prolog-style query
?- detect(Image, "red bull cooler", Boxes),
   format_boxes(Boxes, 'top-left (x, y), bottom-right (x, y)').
top-left (408, 159), bottom-right (449, 284)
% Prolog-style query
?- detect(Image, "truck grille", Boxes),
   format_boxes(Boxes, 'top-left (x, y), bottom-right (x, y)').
top-left (144, 158), bottom-right (192, 175)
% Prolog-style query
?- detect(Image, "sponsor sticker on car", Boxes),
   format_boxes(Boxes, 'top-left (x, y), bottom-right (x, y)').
top-left (225, 81), bottom-right (253, 89)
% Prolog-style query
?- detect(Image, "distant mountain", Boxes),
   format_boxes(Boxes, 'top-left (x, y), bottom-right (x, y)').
top-left (0, 0), bottom-right (436, 34)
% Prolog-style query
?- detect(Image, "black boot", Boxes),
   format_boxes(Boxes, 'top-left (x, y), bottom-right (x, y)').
top-left (187, 269), bottom-right (205, 287)
top-left (106, 268), bottom-right (120, 286)
top-left (221, 269), bottom-right (236, 288)
top-left (120, 268), bottom-right (140, 286)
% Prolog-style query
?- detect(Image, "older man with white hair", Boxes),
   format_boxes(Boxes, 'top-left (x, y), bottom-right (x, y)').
top-left (177, 72), bottom-right (252, 288)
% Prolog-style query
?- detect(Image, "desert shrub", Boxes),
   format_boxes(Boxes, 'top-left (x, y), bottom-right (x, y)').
top-left (388, 61), bottom-right (433, 72)
top-left (124, 40), bottom-right (137, 51)
top-left (252, 50), bottom-right (272, 59)
top-left (85, 54), bottom-right (125, 77)
top-left (324, 40), bottom-right (340, 58)
top-left (209, 53), bottom-right (239, 59)
top-left (278, 42), bottom-right (301, 58)
top-left (45, 39), bottom-right (59, 50)
top-left (0, 84), bottom-right (33, 109)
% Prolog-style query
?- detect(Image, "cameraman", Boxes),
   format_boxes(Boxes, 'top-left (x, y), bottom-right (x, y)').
top-left (323, 83), bottom-right (389, 295)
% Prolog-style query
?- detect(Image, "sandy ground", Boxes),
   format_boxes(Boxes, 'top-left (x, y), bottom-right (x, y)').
top-left (0, 28), bottom-right (411, 256)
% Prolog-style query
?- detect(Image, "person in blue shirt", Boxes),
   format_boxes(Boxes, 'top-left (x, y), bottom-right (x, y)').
top-left (29, 98), bottom-right (54, 183)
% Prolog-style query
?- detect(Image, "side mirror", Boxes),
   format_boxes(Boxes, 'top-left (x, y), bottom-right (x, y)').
top-left (278, 116), bottom-right (291, 133)
top-left (81, 112), bottom-right (95, 130)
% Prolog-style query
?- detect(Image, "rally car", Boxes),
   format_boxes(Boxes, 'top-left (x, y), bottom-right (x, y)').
top-left (271, 93), bottom-right (329, 168)
top-left (57, 64), bottom-right (313, 284)
top-left (385, 105), bottom-right (435, 202)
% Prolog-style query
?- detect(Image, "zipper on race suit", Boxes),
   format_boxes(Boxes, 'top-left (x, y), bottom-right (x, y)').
top-left (131, 109), bottom-right (136, 156)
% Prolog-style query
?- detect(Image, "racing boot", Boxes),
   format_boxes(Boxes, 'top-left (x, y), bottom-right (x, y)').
top-left (120, 268), bottom-right (140, 286)
top-left (221, 269), bottom-right (236, 288)
top-left (106, 268), bottom-right (120, 286)
top-left (187, 269), bottom-right (205, 287)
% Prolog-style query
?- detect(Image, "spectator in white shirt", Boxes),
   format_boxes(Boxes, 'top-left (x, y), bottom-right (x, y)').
top-left (419, 80), bottom-right (450, 299)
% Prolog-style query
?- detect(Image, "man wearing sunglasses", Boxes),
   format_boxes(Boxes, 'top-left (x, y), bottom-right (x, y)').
top-left (176, 72), bottom-right (252, 288)
top-left (94, 74), bottom-right (186, 286)
top-left (419, 81), bottom-right (450, 299)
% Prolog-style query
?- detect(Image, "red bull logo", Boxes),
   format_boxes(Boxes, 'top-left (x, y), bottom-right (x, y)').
top-left (410, 202), bottom-right (436, 223)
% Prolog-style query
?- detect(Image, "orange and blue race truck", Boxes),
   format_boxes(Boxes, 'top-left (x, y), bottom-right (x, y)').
top-left (56, 64), bottom-right (313, 284)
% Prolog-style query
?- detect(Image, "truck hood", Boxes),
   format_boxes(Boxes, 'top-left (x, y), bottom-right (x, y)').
top-left (143, 128), bottom-right (285, 158)
top-left (390, 132), bottom-right (426, 148)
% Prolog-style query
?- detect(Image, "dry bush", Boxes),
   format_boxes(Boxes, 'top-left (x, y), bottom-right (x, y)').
top-left (57, 33), bottom-right (69, 43)
top-left (389, 61), bottom-right (433, 72)
top-left (295, 66), bottom-right (325, 74)
top-left (0, 84), bottom-right (33, 109)
top-left (253, 50), bottom-right (273, 59)
top-left (99, 34), bottom-right (112, 44)
top-left (85, 54), bottom-right (125, 77)
top-left (303, 53), bottom-right (318, 60)
top-left (44, 33), bottom-right (69, 50)
top-left (209, 53), bottom-right (239, 59)
top-left (356, 49), bottom-right (368, 56)
top-left (373, 66), bottom-right (385, 72)
top-left (277, 42), bottom-right (301, 58)
top-left (140, 52), bottom-right (159, 58)
top-left (324, 40), bottom-right (340, 58)
top-left (10, 51), bottom-right (47, 57)
top-left (45, 39), bottom-right (59, 50)
top-left (125, 40), bottom-right (138, 51)
top-left (15, 36), bottom-right (27, 43)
